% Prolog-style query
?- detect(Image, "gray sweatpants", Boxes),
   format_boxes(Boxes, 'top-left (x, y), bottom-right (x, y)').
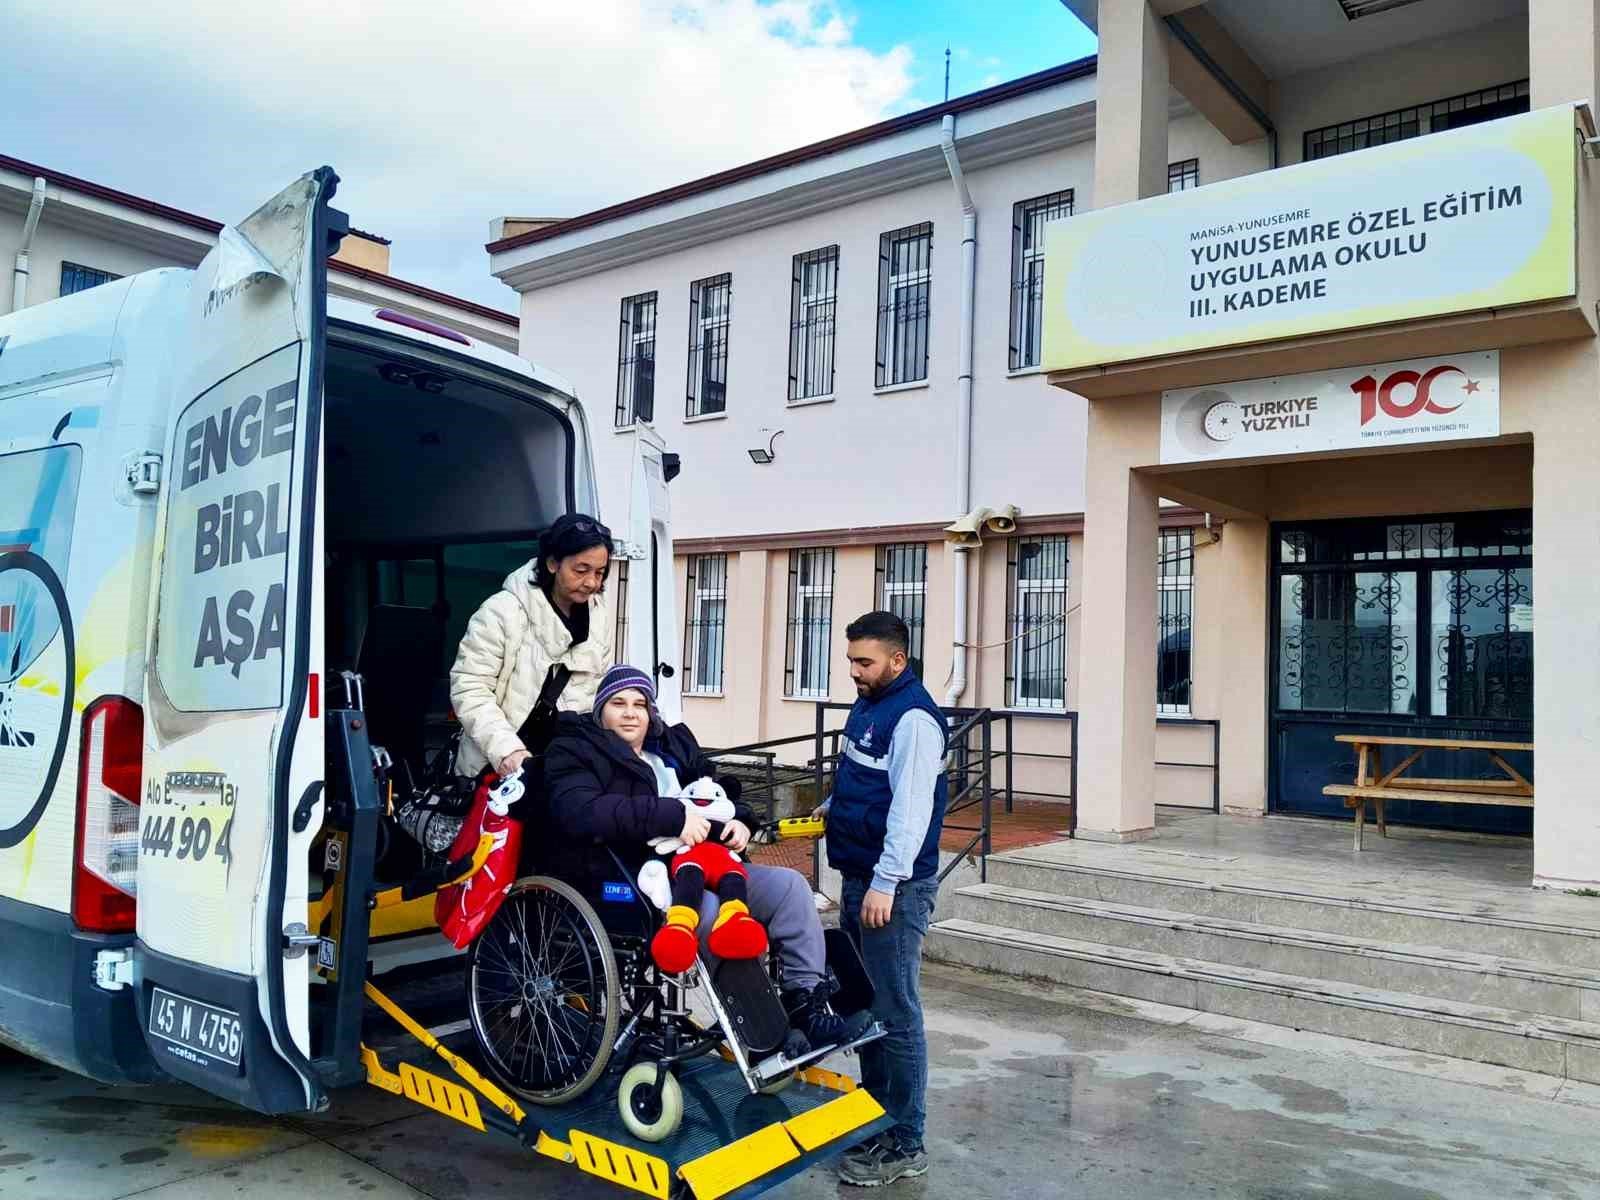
top-left (694, 863), bottom-right (825, 991)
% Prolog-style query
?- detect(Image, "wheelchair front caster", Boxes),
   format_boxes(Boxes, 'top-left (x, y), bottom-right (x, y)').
top-left (618, 1063), bottom-right (684, 1142)
top-left (757, 1070), bottom-right (795, 1096)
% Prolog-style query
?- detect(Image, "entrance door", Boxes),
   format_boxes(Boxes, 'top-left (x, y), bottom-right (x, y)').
top-left (135, 170), bottom-right (345, 1113)
top-left (1270, 512), bottom-right (1533, 834)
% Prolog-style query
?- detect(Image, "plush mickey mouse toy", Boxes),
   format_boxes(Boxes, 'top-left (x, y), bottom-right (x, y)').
top-left (638, 777), bottom-right (769, 974)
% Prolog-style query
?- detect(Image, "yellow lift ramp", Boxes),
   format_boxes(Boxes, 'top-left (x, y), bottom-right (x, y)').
top-left (311, 711), bottom-right (887, 1200)
top-left (357, 973), bottom-right (888, 1200)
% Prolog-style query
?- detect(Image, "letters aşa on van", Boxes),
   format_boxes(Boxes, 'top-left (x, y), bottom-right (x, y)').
top-left (179, 378), bottom-right (294, 679)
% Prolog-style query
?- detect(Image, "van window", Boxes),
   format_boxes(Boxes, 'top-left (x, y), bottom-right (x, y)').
top-left (0, 444), bottom-right (83, 652)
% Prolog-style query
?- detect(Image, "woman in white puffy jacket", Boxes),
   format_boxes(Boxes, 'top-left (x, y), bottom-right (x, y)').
top-left (449, 514), bottom-right (616, 779)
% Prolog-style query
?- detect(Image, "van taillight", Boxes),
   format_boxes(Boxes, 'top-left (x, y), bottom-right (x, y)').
top-left (73, 697), bottom-right (143, 933)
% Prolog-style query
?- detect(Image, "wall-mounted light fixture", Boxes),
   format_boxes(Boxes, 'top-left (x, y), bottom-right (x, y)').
top-left (748, 428), bottom-right (784, 465)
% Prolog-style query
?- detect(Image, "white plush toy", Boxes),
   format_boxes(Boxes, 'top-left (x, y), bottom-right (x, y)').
top-left (637, 776), bottom-right (738, 909)
top-left (638, 776), bottom-right (770, 975)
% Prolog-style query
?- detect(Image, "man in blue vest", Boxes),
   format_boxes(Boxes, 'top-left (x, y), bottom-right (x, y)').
top-left (825, 611), bottom-right (947, 1187)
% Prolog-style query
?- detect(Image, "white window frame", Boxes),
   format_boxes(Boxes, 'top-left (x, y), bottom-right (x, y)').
top-left (684, 554), bottom-right (728, 695)
top-left (1158, 530), bottom-right (1195, 716)
top-left (1009, 536), bottom-right (1068, 711)
top-left (786, 548), bottom-right (835, 699)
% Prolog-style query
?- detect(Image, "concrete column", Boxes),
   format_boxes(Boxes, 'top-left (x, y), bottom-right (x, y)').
top-left (1529, 0), bottom-right (1599, 110)
top-left (1194, 518), bottom-right (1269, 815)
top-left (1093, 0), bottom-right (1171, 207)
top-left (1529, 344), bottom-right (1600, 891)
top-left (1077, 397), bottom-right (1161, 841)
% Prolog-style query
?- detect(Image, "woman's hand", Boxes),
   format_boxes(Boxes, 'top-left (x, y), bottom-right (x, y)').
top-left (720, 820), bottom-right (752, 853)
top-left (498, 748), bottom-right (532, 778)
top-left (679, 810), bottom-right (712, 846)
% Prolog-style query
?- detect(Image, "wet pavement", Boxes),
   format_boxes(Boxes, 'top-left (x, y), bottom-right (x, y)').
top-left (1, 961), bottom-right (1596, 1200)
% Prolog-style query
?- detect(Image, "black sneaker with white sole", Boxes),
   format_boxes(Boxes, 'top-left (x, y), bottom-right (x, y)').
top-left (837, 1142), bottom-right (929, 1187)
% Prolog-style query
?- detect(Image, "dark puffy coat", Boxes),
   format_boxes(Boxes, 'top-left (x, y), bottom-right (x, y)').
top-left (537, 713), bottom-right (752, 891)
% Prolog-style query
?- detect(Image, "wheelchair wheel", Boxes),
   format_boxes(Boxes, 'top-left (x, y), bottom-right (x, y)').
top-left (466, 876), bottom-right (620, 1105)
top-left (618, 1062), bottom-right (684, 1143)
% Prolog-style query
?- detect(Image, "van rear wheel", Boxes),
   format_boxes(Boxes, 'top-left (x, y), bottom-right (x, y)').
top-left (466, 876), bottom-right (619, 1105)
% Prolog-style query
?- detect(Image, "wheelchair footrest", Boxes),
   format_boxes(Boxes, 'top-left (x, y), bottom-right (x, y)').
top-left (711, 957), bottom-right (789, 1058)
top-left (751, 1021), bottom-right (886, 1087)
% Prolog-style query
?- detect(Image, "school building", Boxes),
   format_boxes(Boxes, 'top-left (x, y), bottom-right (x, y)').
top-left (490, 0), bottom-right (1600, 895)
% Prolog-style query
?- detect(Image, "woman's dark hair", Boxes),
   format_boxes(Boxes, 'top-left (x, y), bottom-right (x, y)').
top-left (534, 513), bottom-right (615, 589)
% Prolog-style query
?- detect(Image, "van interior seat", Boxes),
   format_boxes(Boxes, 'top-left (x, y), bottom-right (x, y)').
top-left (356, 603), bottom-right (446, 776)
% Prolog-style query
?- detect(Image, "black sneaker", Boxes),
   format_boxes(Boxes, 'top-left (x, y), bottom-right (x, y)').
top-left (783, 981), bottom-right (873, 1050)
top-left (840, 1133), bottom-right (893, 1170)
top-left (838, 1143), bottom-right (928, 1187)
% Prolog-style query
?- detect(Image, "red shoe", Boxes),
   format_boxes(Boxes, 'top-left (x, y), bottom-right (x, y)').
top-left (651, 906), bottom-right (700, 974)
top-left (708, 900), bottom-right (769, 961)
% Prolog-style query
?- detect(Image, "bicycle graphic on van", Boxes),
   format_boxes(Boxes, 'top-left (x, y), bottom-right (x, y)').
top-left (0, 550), bottom-right (75, 848)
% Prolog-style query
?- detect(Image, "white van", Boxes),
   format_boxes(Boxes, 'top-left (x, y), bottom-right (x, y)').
top-left (0, 169), bottom-right (681, 1113)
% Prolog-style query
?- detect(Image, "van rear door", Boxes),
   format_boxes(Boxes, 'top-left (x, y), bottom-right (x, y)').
top-left (135, 170), bottom-right (346, 1113)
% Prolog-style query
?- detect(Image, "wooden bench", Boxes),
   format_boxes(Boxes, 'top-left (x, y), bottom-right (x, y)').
top-left (1322, 734), bottom-right (1534, 850)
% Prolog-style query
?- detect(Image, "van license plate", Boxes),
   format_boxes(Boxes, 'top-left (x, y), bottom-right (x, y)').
top-left (148, 987), bottom-right (243, 1072)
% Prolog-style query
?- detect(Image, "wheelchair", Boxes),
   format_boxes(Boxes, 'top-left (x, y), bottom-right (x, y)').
top-left (462, 842), bottom-right (881, 1143)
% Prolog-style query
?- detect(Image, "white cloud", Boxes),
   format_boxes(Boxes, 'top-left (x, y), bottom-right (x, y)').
top-left (2, 0), bottom-right (914, 306)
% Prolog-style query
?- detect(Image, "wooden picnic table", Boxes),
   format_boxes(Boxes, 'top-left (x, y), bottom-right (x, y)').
top-left (1322, 733), bottom-right (1534, 850)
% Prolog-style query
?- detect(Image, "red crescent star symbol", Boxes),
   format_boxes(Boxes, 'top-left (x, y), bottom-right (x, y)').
top-left (1464, 379), bottom-right (1481, 394)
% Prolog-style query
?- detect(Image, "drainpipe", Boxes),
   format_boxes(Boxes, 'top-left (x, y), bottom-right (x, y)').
top-left (940, 114), bottom-right (976, 706)
top-left (12, 177), bottom-right (46, 314)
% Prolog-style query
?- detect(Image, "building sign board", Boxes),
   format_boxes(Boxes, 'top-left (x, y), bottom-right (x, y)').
top-left (1043, 105), bottom-right (1576, 373)
top-left (1161, 352), bottom-right (1499, 465)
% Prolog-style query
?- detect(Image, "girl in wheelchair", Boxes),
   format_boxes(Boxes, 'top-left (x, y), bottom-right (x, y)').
top-left (543, 665), bottom-right (872, 1052)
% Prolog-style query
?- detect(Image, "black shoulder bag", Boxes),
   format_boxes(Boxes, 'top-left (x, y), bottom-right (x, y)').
top-left (516, 663), bottom-right (575, 758)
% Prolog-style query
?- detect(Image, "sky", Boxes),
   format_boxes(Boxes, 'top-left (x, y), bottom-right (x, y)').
top-left (0, 1), bottom-right (1095, 310)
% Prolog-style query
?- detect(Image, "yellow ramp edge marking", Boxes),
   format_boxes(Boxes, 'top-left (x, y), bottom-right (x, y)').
top-left (679, 1122), bottom-right (800, 1200)
top-left (569, 1130), bottom-right (671, 1200)
top-left (796, 1064), bottom-right (857, 1093)
top-left (784, 1088), bottom-right (886, 1153)
top-left (397, 1062), bottom-right (485, 1132)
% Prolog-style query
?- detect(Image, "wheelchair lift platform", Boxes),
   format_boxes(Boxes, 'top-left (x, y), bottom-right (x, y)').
top-left (362, 976), bottom-right (889, 1200)
top-left (316, 708), bottom-right (888, 1199)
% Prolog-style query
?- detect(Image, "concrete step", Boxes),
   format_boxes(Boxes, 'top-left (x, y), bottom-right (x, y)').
top-left (953, 883), bottom-right (1600, 1022)
top-left (987, 855), bottom-right (1600, 966)
top-left (927, 918), bottom-right (1600, 1083)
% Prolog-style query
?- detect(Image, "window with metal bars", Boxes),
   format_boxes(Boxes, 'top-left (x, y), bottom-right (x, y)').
top-left (1006, 536), bottom-right (1068, 709)
top-left (683, 554), bottom-right (729, 694)
top-left (686, 274), bottom-right (731, 418)
top-left (784, 547), bottom-right (835, 698)
top-left (615, 291), bottom-right (657, 427)
top-left (1304, 80), bottom-right (1529, 161)
top-left (1009, 191), bottom-right (1073, 371)
top-left (875, 223), bottom-right (932, 387)
top-left (612, 559), bottom-right (631, 658)
top-left (1158, 530), bottom-right (1195, 714)
top-left (789, 247), bottom-right (838, 401)
top-left (60, 261), bottom-right (120, 296)
top-left (875, 543), bottom-right (928, 676)
top-left (1167, 159), bottom-right (1200, 192)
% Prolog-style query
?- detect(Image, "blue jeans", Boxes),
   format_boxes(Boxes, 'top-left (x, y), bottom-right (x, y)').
top-left (839, 874), bottom-right (939, 1153)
